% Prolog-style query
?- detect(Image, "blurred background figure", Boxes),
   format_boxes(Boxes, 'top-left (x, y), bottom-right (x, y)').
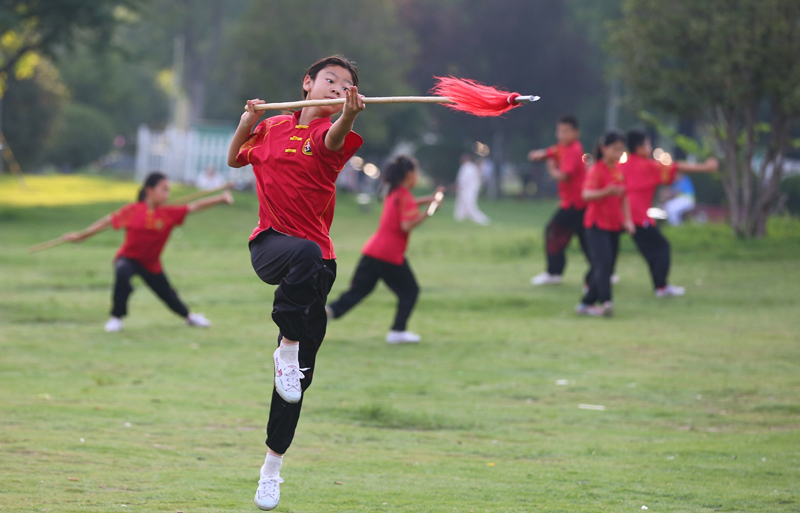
top-left (479, 156), bottom-right (497, 199)
top-left (664, 174), bottom-right (696, 225)
top-left (454, 153), bottom-right (490, 225)
top-left (195, 165), bottom-right (227, 190)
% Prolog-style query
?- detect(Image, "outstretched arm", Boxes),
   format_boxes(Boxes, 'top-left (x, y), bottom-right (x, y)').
top-left (546, 159), bottom-right (569, 182)
top-left (325, 87), bottom-right (365, 152)
top-left (583, 183), bottom-right (625, 202)
top-left (527, 148), bottom-right (548, 161)
top-left (677, 157), bottom-right (718, 174)
top-left (228, 99), bottom-right (265, 168)
top-left (415, 186), bottom-right (446, 205)
top-left (187, 191), bottom-right (234, 213)
top-left (400, 210), bottom-right (430, 233)
top-left (63, 215), bottom-right (114, 243)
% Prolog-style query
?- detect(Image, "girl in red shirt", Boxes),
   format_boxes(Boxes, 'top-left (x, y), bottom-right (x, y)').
top-left (577, 130), bottom-right (635, 317)
top-left (327, 156), bottom-right (445, 344)
top-left (226, 55), bottom-right (364, 511)
top-left (62, 171), bottom-right (233, 331)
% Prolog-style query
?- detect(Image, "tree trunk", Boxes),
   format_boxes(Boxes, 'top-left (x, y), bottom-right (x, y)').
top-left (718, 110), bottom-right (742, 235)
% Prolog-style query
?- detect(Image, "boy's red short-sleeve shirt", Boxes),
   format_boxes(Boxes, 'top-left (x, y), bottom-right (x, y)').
top-left (546, 140), bottom-right (587, 210)
top-left (620, 154), bottom-right (678, 227)
top-left (111, 202), bottom-right (189, 274)
top-left (236, 110), bottom-right (363, 259)
top-left (583, 160), bottom-right (625, 232)
top-left (361, 186), bottom-right (418, 266)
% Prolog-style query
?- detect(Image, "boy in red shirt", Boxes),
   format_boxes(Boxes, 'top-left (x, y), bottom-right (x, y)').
top-left (327, 156), bottom-right (445, 344)
top-left (576, 130), bottom-right (635, 318)
top-left (226, 55), bottom-right (364, 511)
top-left (527, 115), bottom-right (591, 286)
top-left (621, 129), bottom-right (718, 297)
top-left (62, 171), bottom-right (233, 331)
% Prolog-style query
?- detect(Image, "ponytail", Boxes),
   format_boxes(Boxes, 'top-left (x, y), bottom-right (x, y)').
top-left (594, 129), bottom-right (626, 161)
top-left (383, 156), bottom-right (417, 193)
top-left (138, 171), bottom-right (167, 202)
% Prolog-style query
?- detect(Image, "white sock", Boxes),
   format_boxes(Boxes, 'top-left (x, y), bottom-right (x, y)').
top-left (262, 452), bottom-right (282, 477)
top-left (279, 342), bottom-right (299, 367)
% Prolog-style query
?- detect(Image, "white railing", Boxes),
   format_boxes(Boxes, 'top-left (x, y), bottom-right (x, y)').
top-left (135, 124), bottom-right (254, 188)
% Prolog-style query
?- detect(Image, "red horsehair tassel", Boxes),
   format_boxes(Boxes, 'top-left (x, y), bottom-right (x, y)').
top-left (430, 76), bottom-right (535, 117)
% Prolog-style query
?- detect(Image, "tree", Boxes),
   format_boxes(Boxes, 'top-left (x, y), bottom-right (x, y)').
top-left (0, 0), bottom-right (141, 80)
top-left (230, 0), bottom-right (421, 156)
top-left (397, 0), bottom-right (606, 185)
top-left (612, 0), bottom-right (800, 238)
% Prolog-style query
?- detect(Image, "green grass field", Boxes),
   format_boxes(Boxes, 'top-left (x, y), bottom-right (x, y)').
top-left (2, 177), bottom-right (799, 512)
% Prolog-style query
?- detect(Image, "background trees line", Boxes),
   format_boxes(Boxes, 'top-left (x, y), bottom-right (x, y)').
top-left (1, 0), bottom-right (799, 237)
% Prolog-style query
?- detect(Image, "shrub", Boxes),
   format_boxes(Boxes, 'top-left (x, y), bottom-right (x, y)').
top-left (46, 103), bottom-right (115, 170)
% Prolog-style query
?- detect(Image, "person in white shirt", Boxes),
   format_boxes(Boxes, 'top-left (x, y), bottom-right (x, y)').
top-left (195, 166), bottom-right (228, 190)
top-left (454, 153), bottom-right (490, 225)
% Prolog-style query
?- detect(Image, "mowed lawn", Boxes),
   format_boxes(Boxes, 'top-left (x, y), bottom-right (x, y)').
top-left (1, 177), bottom-right (799, 512)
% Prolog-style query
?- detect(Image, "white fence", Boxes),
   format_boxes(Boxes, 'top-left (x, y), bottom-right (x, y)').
top-left (135, 124), bottom-right (253, 187)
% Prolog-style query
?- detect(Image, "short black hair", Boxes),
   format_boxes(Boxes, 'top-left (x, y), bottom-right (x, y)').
top-left (627, 128), bottom-right (648, 153)
top-left (556, 115), bottom-right (579, 130)
top-left (594, 129), bottom-right (626, 161)
top-left (303, 55), bottom-right (359, 99)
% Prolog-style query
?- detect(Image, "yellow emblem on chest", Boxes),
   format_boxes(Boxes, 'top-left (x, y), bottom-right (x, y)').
top-left (302, 138), bottom-right (313, 156)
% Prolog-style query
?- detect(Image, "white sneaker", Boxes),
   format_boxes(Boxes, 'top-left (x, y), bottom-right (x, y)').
top-left (273, 347), bottom-right (305, 403)
top-left (386, 330), bottom-right (421, 344)
top-left (254, 475), bottom-right (283, 511)
top-left (186, 312), bottom-right (211, 327)
top-left (610, 273), bottom-right (620, 284)
top-left (531, 272), bottom-right (563, 285)
top-left (574, 303), bottom-right (593, 315)
top-left (104, 317), bottom-right (123, 332)
top-left (655, 284), bottom-right (685, 297)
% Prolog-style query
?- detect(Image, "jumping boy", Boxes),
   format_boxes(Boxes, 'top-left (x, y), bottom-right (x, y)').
top-left (527, 115), bottom-right (590, 286)
top-left (621, 129), bottom-right (718, 297)
top-left (227, 55), bottom-right (364, 511)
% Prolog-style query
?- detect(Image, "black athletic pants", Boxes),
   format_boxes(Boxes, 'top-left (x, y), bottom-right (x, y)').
top-left (111, 257), bottom-right (189, 318)
top-left (545, 207), bottom-right (591, 283)
top-left (328, 255), bottom-right (419, 332)
top-left (581, 227), bottom-right (620, 305)
top-left (631, 225), bottom-right (671, 290)
top-left (249, 229), bottom-right (336, 454)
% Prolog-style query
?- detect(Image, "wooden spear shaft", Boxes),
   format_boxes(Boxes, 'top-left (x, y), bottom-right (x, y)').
top-left (168, 182), bottom-right (232, 205)
top-left (29, 236), bottom-right (67, 254)
top-left (252, 95), bottom-right (539, 111)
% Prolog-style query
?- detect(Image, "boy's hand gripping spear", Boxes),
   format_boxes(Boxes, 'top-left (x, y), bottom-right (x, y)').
top-left (249, 77), bottom-right (539, 117)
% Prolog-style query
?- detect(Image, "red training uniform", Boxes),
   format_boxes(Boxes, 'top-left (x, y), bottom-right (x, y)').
top-left (620, 153), bottom-right (678, 227)
top-left (546, 140), bottom-right (587, 209)
top-left (361, 186), bottom-right (419, 266)
top-left (111, 202), bottom-right (189, 274)
top-left (236, 110), bottom-right (363, 259)
top-left (583, 160), bottom-right (626, 231)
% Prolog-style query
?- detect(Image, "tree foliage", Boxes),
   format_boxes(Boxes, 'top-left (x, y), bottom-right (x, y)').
top-left (0, 0), bottom-right (141, 83)
top-left (612, 0), bottom-right (800, 237)
top-left (45, 102), bottom-right (115, 169)
top-left (231, 0), bottom-right (422, 156)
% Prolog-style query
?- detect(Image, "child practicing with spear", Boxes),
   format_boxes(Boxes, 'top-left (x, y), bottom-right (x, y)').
top-left (620, 129), bottom-right (718, 297)
top-left (527, 115), bottom-right (592, 287)
top-left (576, 130), bottom-right (635, 318)
top-left (226, 55), bottom-right (364, 511)
top-left (61, 171), bottom-right (233, 331)
top-left (326, 155), bottom-right (445, 344)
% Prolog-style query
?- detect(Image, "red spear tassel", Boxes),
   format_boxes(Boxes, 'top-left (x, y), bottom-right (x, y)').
top-left (430, 76), bottom-right (523, 117)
